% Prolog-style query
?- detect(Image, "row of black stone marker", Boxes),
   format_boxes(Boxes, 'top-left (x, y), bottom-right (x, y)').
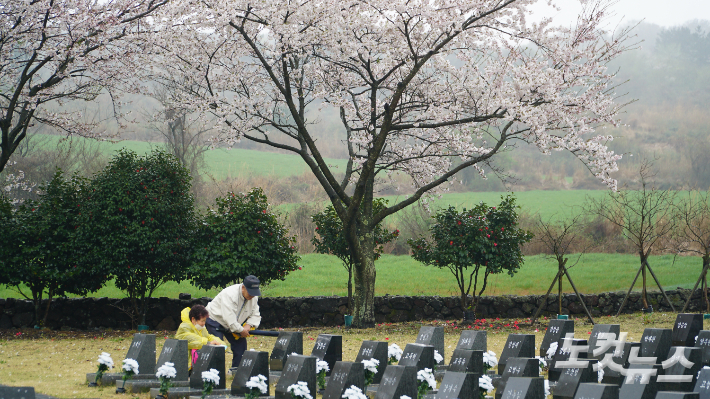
top-left (4, 313), bottom-right (710, 399)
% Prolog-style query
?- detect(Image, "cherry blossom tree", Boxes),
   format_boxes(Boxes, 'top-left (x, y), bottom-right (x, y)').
top-left (145, 0), bottom-right (633, 327)
top-left (0, 0), bottom-right (168, 173)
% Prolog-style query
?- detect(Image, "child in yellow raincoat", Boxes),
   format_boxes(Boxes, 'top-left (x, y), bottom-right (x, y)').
top-left (176, 305), bottom-right (226, 369)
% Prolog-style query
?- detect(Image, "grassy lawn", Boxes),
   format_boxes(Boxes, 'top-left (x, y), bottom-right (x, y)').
top-left (0, 253), bottom-right (701, 300)
top-left (0, 313), bottom-right (681, 398)
top-left (33, 134), bottom-right (347, 179)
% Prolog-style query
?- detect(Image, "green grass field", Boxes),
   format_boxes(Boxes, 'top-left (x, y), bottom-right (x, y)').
top-left (35, 134), bottom-right (348, 179)
top-left (0, 253), bottom-right (701, 300)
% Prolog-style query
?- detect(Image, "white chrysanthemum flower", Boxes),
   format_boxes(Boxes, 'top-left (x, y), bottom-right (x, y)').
top-left (316, 360), bottom-right (330, 374)
top-left (483, 350), bottom-right (498, 367)
top-left (479, 375), bottom-right (493, 393)
top-left (122, 358), bottom-right (139, 374)
top-left (546, 342), bottom-right (559, 359)
top-left (388, 344), bottom-right (403, 361)
top-left (246, 374), bottom-right (268, 394)
top-left (156, 362), bottom-right (177, 379)
top-left (434, 350), bottom-right (443, 364)
top-left (417, 368), bottom-right (436, 389)
top-left (97, 352), bottom-right (114, 368)
top-left (287, 381), bottom-right (313, 399)
top-left (400, 396), bottom-right (411, 399)
top-left (342, 385), bottom-right (367, 399)
top-left (361, 358), bottom-right (379, 374)
top-left (597, 368), bottom-right (604, 383)
top-left (544, 379), bottom-right (551, 397)
top-left (202, 368), bottom-right (220, 385)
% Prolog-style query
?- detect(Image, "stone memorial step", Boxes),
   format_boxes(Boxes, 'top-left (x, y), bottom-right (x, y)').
top-left (323, 361), bottom-right (364, 399)
top-left (355, 341), bottom-right (388, 384)
top-left (274, 354), bottom-right (317, 399)
top-left (499, 335), bottom-right (535, 375)
top-left (398, 343), bottom-right (435, 372)
top-left (231, 350), bottom-right (270, 396)
top-left (86, 372), bottom-right (156, 386)
top-left (494, 358), bottom-right (540, 399)
top-left (374, 365), bottom-right (418, 399)
top-left (500, 377), bottom-right (545, 399)
top-left (655, 393), bottom-right (700, 399)
top-left (416, 326), bottom-right (445, 365)
top-left (448, 349), bottom-right (483, 374)
top-left (190, 345), bottom-right (226, 390)
top-left (270, 332), bottom-right (304, 372)
top-left (573, 383), bottom-right (619, 399)
top-left (641, 329), bottom-right (673, 363)
top-left (672, 314), bottom-right (703, 347)
top-left (456, 330), bottom-right (487, 352)
top-left (541, 320), bottom-right (575, 358)
top-left (148, 387), bottom-right (230, 399)
top-left (589, 325), bottom-right (621, 360)
top-left (0, 386), bottom-right (35, 399)
top-left (124, 379), bottom-right (190, 394)
top-left (435, 371), bottom-right (478, 399)
top-left (549, 339), bottom-right (589, 382)
top-left (158, 339), bottom-right (189, 382)
top-left (693, 367), bottom-right (710, 399)
top-left (552, 359), bottom-right (598, 399)
top-left (600, 342), bottom-right (640, 386)
top-left (310, 334), bottom-right (342, 376)
top-left (659, 347), bottom-right (701, 392)
top-left (618, 364), bottom-right (662, 399)
top-left (694, 331), bottom-right (710, 368)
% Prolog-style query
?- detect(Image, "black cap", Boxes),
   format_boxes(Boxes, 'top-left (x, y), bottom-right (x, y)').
top-left (243, 275), bottom-right (261, 297)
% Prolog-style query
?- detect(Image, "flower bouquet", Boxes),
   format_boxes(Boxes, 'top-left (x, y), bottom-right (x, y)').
top-left (316, 360), bottom-right (330, 391)
top-left (388, 344), bottom-right (403, 365)
top-left (117, 358), bottom-right (139, 392)
top-left (361, 358), bottom-right (379, 389)
top-left (245, 374), bottom-right (268, 399)
top-left (90, 352), bottom-right (114, 387)
top-left (156, 362), bottom-right (177, 398)
top-left (287, 381), bottom-right (313, 399)
top-left (201, 368), bottom-right (220, 398)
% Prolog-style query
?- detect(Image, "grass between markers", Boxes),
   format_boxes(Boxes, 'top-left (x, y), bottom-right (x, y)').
top-left (0, 312), bottom-right (680, 398)
top-left (0, 253), bottom-right (701, 300)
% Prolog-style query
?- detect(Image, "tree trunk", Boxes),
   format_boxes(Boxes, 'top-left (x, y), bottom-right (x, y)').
top-left (352, 237), bottom-right (376, 328)
top-left (558, 263), bottom-right (563, 316)
top-left (32, 288), bottom-right (42, 327)
top-left (641, 254), bottom-right (649, 309)
top-left (704, 256), bottom-right (710, 313)
top-left (41, 289), bottom-right (54, 328)
top-left (347, 265), bottom-right (353, 315)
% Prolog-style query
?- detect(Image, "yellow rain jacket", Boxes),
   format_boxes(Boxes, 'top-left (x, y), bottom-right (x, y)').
top-left (175, 307), bottom-right (226, 350)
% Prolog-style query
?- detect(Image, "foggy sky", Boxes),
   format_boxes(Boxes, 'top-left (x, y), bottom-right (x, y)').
top-left (531, 0), bottom-right (710, 28)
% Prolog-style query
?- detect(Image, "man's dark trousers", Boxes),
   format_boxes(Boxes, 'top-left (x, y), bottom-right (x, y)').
top-left (205, 317), bottom-right (247, 368)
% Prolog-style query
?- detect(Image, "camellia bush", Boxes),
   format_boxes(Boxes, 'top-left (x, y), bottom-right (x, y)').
top-left (190, 188), bottom-right (300, 290)
top-left (78, 149), bottom-right (195, 326)
top-left (312, 199), bottom-right (399, 314)
top-left (409, 195), bottom-right (532, 312)
top-left (0, 170), bottom-right (107, 326)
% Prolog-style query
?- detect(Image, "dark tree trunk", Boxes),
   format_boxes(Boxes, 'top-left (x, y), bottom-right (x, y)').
top-left (41, 289), bottom-right (54, 327)
top-left (347, 265), bottom-right (353, 314)
top-left (704, 256), bottom-right (710, 313)
top-left (352, 236), bottom-right (376, 328)
top-left (641, 253), bottom-right (649, 309)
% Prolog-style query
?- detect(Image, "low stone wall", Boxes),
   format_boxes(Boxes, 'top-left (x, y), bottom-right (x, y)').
top-left (0, 288), bottom-right (705, 330)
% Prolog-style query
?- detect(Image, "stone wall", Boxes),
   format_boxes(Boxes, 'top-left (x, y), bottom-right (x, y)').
top-left (0, 288), bottom-right (705, 330)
